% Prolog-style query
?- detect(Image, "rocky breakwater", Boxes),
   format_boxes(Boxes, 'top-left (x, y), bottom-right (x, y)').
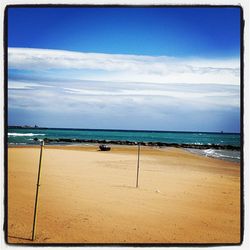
top-left (33, 137), bottom-right (240, 151)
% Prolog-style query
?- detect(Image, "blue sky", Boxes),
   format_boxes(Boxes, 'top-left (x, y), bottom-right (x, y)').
top-left (8, 7), bottom-right (241, 132)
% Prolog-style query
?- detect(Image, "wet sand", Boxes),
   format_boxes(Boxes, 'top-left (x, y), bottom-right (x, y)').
top-left (7, 145), bottom-right (241, 244)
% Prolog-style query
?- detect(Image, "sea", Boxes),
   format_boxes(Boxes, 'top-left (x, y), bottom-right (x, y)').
top-left (8, 127), bottom-right (241, 163)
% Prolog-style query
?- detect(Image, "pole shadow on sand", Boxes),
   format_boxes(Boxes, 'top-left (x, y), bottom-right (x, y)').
top-left (8, 235), bottom-right (33, 242)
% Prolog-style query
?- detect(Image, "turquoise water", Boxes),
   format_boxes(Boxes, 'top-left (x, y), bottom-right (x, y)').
top-left (8, 128), bottom-right (240, 146)
top-left (8, 128), bottom-right (241, 162)
top-left (8, 127), bottom-right (240, 146)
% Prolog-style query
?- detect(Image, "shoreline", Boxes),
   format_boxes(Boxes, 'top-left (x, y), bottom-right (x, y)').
top-left (8, 143), bottom-right (241, 163)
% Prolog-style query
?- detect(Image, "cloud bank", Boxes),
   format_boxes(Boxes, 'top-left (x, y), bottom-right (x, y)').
top-left (8, 47), bottom-right (240, 132)
top-left (8, 47), bottom-right (240, 85)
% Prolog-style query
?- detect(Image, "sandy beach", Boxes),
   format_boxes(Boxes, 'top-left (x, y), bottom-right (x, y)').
top-left (7, 145), bottom-right (241, 244)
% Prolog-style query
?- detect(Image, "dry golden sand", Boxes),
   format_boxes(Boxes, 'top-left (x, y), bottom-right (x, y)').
top-left (7, 145), bottom-right (241, 244)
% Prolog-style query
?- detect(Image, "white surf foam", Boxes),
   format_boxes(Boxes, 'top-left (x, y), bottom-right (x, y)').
top-left (8, 133), bottom-right (45, 137)
top-left (186, 148), bottom-right (240, 163)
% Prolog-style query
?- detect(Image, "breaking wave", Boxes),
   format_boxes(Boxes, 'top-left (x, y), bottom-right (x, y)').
top-left (8, 133), bottom-right (45, 137)
top-left (186, 148), bottom-right (240, 162)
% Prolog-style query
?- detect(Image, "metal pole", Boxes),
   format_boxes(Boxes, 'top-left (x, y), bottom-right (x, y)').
top-left (31, 140), bottom-right (44, 241)
top-left (136, 143), bottom-right (141, 188)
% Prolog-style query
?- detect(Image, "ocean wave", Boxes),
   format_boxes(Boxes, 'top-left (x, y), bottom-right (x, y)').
top-left (8, 133), bottom-right (45, 137)
top-left (186, 148), bottom-right (240, 163)
top-left (203, 149), bottom-right (240, 161)
top-left (204, 149), bottom-right (215, 154)
top-left (9, 142), bottom-right (27, 145)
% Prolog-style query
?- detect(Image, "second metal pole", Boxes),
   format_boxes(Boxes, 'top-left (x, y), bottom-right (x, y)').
top-left (31, 140), bottom-right (44, 241)
top-left (136, 143), bottom-right (140, 188)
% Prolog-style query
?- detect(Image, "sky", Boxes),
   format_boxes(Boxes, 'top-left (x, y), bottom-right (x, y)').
top-left (7, 7), bottom-right (241, 132)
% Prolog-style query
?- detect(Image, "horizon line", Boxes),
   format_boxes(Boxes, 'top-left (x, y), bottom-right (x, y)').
top-left (8, 125), bottom-right (240, 134)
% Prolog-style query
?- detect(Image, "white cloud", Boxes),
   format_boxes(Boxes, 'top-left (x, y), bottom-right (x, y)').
top-left (8, 47), bottom-right (240, 85)
top-left (63, 86), bottom-right (237, 99)
top-left (8, 77), bottom-right (240, 114)
top-left (8, 47), bottom-right (240, 131)
top-left (8, 80), bottom-right (53, 90)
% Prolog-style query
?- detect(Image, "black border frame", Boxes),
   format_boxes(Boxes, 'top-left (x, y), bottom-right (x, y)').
top-left (3, 4), bottom-right (245, 247)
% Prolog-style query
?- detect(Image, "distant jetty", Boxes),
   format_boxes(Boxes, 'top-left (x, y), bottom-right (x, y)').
top-left (9, 125), bottom-right (41, 129)
top-left (33, 137), bottom-right (240, 151)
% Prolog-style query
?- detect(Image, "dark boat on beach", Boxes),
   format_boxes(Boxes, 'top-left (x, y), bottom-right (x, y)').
top-left (99, 144), bottom-right (111, 151)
